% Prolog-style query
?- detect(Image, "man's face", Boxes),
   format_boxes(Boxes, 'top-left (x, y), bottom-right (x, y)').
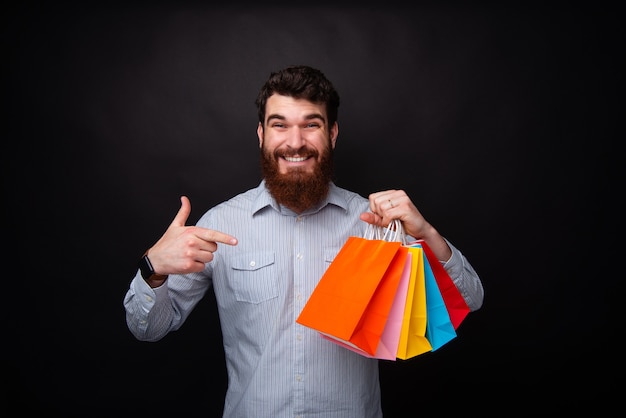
top-left (257, 94), bottom-right (338, 213)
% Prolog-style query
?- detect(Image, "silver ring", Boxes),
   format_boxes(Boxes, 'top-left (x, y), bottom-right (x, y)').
top-left (388, 199), bottom-right (394, 208)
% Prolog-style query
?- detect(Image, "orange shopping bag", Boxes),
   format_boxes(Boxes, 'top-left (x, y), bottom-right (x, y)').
top-left (319, 246), bottom-right (412, 359)
top-left (296, 221), bottom-right (408, 356)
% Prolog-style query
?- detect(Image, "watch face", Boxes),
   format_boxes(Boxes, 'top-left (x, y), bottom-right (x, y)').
top-left (139, 255), bottom-right (155, 280)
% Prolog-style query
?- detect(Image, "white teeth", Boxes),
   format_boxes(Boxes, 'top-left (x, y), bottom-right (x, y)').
top-left (284, 156), bottom-right (307, 162)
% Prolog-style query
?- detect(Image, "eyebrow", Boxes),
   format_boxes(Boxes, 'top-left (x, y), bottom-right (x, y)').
top-left (266, 113), bottom-right (326, 123)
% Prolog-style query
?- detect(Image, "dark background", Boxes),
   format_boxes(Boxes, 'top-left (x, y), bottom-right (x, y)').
top-left (4, 3), bottom-right (621, 417)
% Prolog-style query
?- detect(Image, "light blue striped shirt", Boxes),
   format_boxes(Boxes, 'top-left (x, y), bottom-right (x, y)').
top-left (124, 181), bottom-right (484, 418)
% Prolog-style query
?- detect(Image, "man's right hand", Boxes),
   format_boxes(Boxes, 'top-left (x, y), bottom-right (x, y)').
top-left (146, 195), bottom-right (238, 276)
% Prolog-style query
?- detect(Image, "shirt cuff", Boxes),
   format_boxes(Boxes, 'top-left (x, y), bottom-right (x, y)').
top-left (440, 238), bottom-right (463, 278)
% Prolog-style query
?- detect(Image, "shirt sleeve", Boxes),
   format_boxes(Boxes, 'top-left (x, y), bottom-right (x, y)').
top-left (441, 239), bottom-right (485, 311)
top-left (123, 271), bottom-right (176, 342)
top-left (124, 268), bottom-right (212, 342)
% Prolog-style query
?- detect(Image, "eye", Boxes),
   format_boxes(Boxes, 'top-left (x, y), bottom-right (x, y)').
top-left (305, 122), bottom-right (321, 128)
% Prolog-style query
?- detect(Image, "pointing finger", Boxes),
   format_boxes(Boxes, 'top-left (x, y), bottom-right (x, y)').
top-left (200, 229), bottom-right (238, 246)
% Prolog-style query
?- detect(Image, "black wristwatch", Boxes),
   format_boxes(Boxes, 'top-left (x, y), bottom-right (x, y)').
top-left (139, 253), bottom-right (165, 281)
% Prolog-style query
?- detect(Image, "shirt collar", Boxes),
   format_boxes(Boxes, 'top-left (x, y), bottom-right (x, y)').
top-left (252, 180), bottom-right (349, 216)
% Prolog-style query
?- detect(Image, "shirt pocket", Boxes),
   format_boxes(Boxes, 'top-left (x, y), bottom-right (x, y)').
top-left (230, 251), bottom-right (278, 304)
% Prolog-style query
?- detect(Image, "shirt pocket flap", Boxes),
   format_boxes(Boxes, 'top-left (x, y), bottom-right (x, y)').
top-left (324, 247), bottom-right (341, 264)
top-left (231, 251), bottom-right (275, 271)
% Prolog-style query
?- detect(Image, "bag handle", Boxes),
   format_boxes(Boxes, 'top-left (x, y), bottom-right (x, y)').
top-left (363, 218), bottom-right (406, 245)
top-left (382, 219), bottom-right (406, 244)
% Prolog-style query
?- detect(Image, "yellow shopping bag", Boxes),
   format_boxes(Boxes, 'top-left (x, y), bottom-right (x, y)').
top-left (396, 245), bottom-right (432, 359)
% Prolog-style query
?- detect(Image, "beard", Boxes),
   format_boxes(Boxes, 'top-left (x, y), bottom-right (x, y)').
top-left (261, 142), bottom-right (334, 213)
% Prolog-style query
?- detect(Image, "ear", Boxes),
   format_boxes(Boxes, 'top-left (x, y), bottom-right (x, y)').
top-left (257, 122), bottom-right (264, 148)
top-left (330, 122), bottom-right (339, 149)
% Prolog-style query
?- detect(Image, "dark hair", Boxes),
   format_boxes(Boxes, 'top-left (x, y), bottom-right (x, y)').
top-left (255, 65), bottom-right (340, 126)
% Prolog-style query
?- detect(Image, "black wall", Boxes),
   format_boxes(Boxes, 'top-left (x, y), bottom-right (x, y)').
top-left (5, 3), bottom-right (620, 416)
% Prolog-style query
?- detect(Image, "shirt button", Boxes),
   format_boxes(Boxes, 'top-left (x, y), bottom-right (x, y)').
top-left (145, 295), bottom-right (153, 302)
top-left (296, 253), bottom-right (303, 260)
top-left (295, 374), bottom-right (302, 381)
top-left (249, 261), bottom-right (256, 267)
top-left (296, 334), bottom-right (302, 341)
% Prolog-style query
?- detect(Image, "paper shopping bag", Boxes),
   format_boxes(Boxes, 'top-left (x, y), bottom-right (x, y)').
top-left (410, 243), bottom-right (457, 351)
top-left (296, 236), bottom-right (408, 356)
top-left (321, 248), bottom-right (412, 360)
top-left (368, 248), bottom-right (412, 359)
top-left (396, 246), bottom-right (432, 360)
top-left (415, 239), bottom-right (470, 329)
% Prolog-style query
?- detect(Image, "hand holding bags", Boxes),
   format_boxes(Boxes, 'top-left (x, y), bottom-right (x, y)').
top-left (297, 220), bottom-right (470, 360)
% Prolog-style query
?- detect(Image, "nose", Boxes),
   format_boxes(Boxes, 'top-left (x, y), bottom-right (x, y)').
top-left (284, 126), bottom-right (306, 149)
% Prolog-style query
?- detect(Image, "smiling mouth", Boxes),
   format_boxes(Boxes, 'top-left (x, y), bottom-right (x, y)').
top-left (284, 156), bottom-right (308, 162)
